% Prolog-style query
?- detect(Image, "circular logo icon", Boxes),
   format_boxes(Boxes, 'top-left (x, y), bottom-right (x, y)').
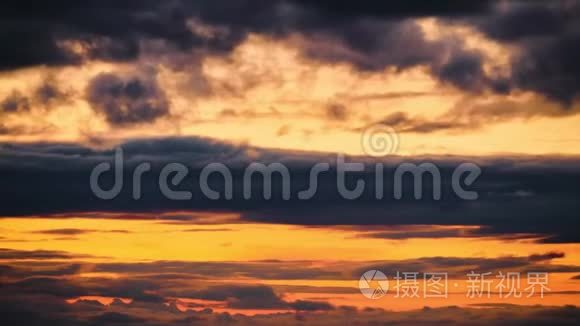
top-left (361, 125), bottom-right (399, 157)
top-left (359, 270), bottom-right (389, 299)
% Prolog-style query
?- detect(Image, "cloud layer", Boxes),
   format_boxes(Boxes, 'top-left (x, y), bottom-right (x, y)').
top-left (1, 136), bottom-right (579, 242)
top-left (0, 1), bottom-right (579, 104)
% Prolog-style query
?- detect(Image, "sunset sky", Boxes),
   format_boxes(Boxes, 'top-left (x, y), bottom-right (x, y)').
top-left (1, 1), bottom-right (580, 325)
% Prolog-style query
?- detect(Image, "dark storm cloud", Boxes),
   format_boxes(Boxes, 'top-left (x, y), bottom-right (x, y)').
top-left (0, 247), bottom-right (579, 324)
top-left (290, 0), bottom-right (494, 18)
top-left (0, 294), bottom-right (101, 325)
top-left (292, 1), bottom-right (580, 103)
top-left (0, 0), bottom-right (496, 70)
top-left (1, 249), bottom-right (578, 299)
top-left (188, 0), bottom-right (494, 92)
top-left (0, 0), bottom-right (575, 104)
top-left (0, 0), bottom-right (193, 71)
top-left (1, 296), bottom-right (578, 325)
top-left (1, 136), bottom-right (580, 242)
top-left (430, 52), bottom-right (501, 93)
top-left (295, 18), bottom-right (497, 94)
top-left (86, 70), bottom-right (170, 126)
top-left (475, 2), bottom-right (568, 42)
top-left (467, 1), bottom-right (580, 104)
top-left (510, 32), bottom-right (580, 105)
top-left (0, 0), bottom-right (285, 71)
top-left (0, 262), bottom-right (84, 278)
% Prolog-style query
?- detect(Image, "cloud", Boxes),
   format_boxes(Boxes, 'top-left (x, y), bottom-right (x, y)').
top-left (276, 125), bottom-right (291, 137)
top-left (0, 248), bottom-right (578, 324)
top-left (0, 91), bottom-right (30, 113)
top-left (474, 2), bottom-right (566, 42)
top-left (510, 31), bottom-right (580, 105)
top-left (0, 248), bottom-right (90, 260)
top-left (355, 254), bottom-right (580, 279)
top-left (354, 225), bottom-right (477, 240)
top-left (528, 252), bottom-right (566, 262)
top-left (192, 285), bottom-right (288, 309)
top-left (361, 95), bottom-right (580, 134)
top-left (325, 103), bottom-right (348, 121)
top-left (3, 248), bottom-right (577, 286)
top-left (292, 1), bottom-right (580, 104)
top-left (290, 1), bottom-right (494, 18)
top-left (32, 228), bottom-right (90, 236)
top-left (182, 228), bottom-right (233, 233)
top-left (33, 77), bottom-right (71, 106)
top-left (4, 277), bottom-right (89, 297)
top-left (0, 1), bottom-right (577, 106)
top-left (0, 259), bottom-right (340, 312)
top-left (0, 1), bottom-right (186, 71)
top-left (467, 1), bottom-right (580, 103)
top-left (86, 69), bottom-right (170, 126)
top-left (364, 111), bottom-right (470, 134)
top-left (89, 312), bottom-right (146, 324)
top-left (94, 260), bottom-right (341, 281)
top-left (289, 300), bottom-right (334, 312)
top-left (1, 136), bottom-right (580, 242)
top-left (0, 76), bottom-right (72, 121)
top-left (1, 289), bottom-right (579, 325)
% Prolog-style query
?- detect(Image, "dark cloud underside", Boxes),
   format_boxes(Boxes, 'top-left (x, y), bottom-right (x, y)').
top-left (0, 136), bottom-right (579, 242)
top-left (0, 247), bottom-right (578, 324)
top-left (0, 1), bottom-right (579, 103)
top-left (86, 70), bottom-right (170, 126)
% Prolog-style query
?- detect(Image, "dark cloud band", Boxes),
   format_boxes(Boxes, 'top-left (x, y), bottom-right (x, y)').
top-left (0, 1), bottom-right (578, 103)
top-left (1, 136), bottom-right (579, 242)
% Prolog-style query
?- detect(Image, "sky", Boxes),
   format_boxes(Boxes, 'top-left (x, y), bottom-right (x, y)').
top-left (1, 1), bottom-right (580, 325)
